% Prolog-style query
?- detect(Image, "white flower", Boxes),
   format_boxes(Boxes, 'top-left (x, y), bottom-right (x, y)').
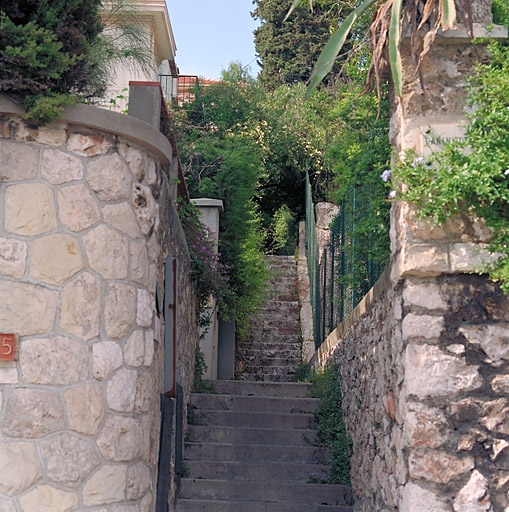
top-left (380, 170), bottom-right (391, 182)
top-left (388, 190), bottom-right (397, 199)
top-left (504, 169), bottom-right (509, 176)
top-left (411, 157), bottom-right (425, 168)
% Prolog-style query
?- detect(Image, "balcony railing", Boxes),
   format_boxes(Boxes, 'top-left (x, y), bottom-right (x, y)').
top-left (159, 75), bottom-right (199, 106)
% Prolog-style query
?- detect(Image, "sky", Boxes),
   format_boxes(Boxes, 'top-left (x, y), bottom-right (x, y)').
top-left (166, 0), bottom-right (261, 80)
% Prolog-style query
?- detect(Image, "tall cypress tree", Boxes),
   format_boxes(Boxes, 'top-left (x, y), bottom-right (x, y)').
top-left (252, 0), bottom-right (372, 91)
top-left (252, 0), bottom-right (335, 90)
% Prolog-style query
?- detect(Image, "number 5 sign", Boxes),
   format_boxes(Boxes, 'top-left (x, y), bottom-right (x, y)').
top-left (0, 334), bottom-right (18, 361)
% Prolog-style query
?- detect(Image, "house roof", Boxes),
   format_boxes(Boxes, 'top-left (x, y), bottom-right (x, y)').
top-left (102, 0), bottom-right (178, 74)
top-left (137, 0), bottom-right (177, 70)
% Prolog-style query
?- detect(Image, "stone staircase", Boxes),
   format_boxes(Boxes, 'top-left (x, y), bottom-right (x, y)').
top-left (237, 255), bottom-right (302, 381)
top-left (175, 254), bottom-right (354, 511)
top-left (176, 380), bottom-right (354, 511)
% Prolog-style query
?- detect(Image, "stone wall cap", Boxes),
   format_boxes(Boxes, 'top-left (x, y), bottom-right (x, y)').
top-left (191, 198), bottom-right (224, 212)
top-left (403, 23), bottom-right (508, 43)
top-left (436, 24), bottom-right (508, 42)
top-left (0, 93), bottom-right (173, 165)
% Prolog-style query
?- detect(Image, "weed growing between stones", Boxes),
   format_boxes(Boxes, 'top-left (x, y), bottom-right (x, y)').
top-left (192, 346), bottom-right (215, 394)
top-left (186, 405), bottom-right (197, 426)
top-left (293, 361), bottom-right (311, 382)
top-left (179, 464), bottom-right (190, 478)
top-left (310, 365), bottom-right (352, 486)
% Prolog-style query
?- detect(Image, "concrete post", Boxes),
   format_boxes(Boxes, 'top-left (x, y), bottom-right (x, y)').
top-left (191, 198), bottom-right (224, 380)
top-left (128, 81), bottom-right (162, 130)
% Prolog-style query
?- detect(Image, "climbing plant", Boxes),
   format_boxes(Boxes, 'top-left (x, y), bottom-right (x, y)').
top-left (174, 64), bottom-right (270, 337)
top-left (391, 41), bottom-right (509, 292)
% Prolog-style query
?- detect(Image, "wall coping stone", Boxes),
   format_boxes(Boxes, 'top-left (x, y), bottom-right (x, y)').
top-left (0, 94), bottom-right (173, 165)
top-left (310, 264), bottom-right (393, 369)
top-left (403, 23), bottom-right (508, 43)
top-left (191, 198), bottom-right (224, 212)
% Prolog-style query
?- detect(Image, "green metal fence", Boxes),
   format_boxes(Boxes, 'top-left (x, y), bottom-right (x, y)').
top-left (305, 173), bottom-right (388, 348)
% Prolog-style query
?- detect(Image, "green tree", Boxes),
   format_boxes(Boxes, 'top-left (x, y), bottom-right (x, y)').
top-left (0, 0), bottom-right (151, 123)
top-left (252, 0), bottom-right (350, 90)
top-left (1, 0), bottom-right (103, 95)
top-left (175, 65), bottom-right (269, 335)
top-left (254, 83), bottom-right (338, 249)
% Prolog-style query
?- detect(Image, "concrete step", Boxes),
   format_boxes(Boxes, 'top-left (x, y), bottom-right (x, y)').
top-left (177, 499), bottom-right (352, 511)
top-left (258, 300), bottom-right (299, 309)
top-left (242, 336), bottom-right (301, 348)
top-left (177, 500), bottom-right (352, 512)
top-left (241, 348), bottom-right (302, 359)
top-left (238, 372), bottom-right (298, 382)
top-left (189, 393), bottom-right (319, 414)
top-left (184, 442), bottom-right (330, 464)
top-left (239, 365), bottom-right (298, 377)
top-left (185, 460), bottom-right (329, 483)
top-left (240, 345), bottom-right (302, 356)
top-left (204, 380), bottom-right (311, 398)
top-left (248, 315), bottom-right (301, 327)
top-left (178, 479), bottom-right (353, 506)
top-left (241, 357), bottom-right (302, 368)
top-left (186, 425), bottom-right (318, 446)
top-left (191, 409), bottom-right (314, 429)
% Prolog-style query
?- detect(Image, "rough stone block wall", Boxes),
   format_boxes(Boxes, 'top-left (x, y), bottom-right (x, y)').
top-left (323, 269), bottom-right (508, 511)
top-left (0, 109), bottom-right (198, 511)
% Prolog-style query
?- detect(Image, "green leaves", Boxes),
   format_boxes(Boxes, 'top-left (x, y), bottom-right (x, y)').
top-left (389, 0), bottom-right (403, 97)
top-left (284, 0), bottom-right (459, 98)
top-left (305, 0), bottom-right (377, 96)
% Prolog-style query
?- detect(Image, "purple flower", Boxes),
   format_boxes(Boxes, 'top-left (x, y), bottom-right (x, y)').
top-left (388, 190), bottom-right (397, 199)
top-left (380, 170), bottom-right (391, 182)
top-left (411, 157), bottom-right (425, 168)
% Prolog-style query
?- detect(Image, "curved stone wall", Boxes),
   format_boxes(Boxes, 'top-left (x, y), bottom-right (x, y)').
top-left (0, 101), bottom-right (199, 511)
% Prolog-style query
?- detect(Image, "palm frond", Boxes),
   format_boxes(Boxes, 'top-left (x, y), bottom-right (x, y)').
top-left (389, 0), bottom-right (403, 96)
top-left (285, 0), bottom-right (461, 99)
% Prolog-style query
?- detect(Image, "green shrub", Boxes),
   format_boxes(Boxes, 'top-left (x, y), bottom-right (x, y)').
top-left (392, 42), bottom-right (509, 292)
top-left (310, 365), bottom-right (352, 485)
top-left (0, 0), bottom-right (150, 124)
top-left (1, 0), bottom-right (104, 121)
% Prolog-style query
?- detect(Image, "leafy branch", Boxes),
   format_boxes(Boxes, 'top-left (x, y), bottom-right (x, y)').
top-left (285, 0), bottom-right (460, 97)
top-left (390, 42), bottom-right (509, 292)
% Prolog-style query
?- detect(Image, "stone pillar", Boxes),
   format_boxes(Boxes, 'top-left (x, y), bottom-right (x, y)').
top-left (388, 4), bottom-right (508, 511)
top-left (297, 221), bottom-right (315, 362)
top-left (191, 198), bottom-right (224, 380)
top-left (315, 202), bottom-right (339, 264)
top-left (390, 4), bottom-right (507, 283)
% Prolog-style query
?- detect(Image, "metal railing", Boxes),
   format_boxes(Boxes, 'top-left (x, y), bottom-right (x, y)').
top-left (159, 74), bottom-right (199, 106)
top-left (305, 173), bottom-right (388, 348)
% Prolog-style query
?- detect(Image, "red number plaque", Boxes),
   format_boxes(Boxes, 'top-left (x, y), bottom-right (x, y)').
top-left (0, 334), bottom-right (18, 361)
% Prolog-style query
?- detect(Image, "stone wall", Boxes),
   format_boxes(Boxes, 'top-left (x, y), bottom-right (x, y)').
top-left (0, 98), bottom-right (199, 511)
top-left (312, 268), bottom-right (509, 511)
top-left (309, 4), bottom-right (509, 510)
